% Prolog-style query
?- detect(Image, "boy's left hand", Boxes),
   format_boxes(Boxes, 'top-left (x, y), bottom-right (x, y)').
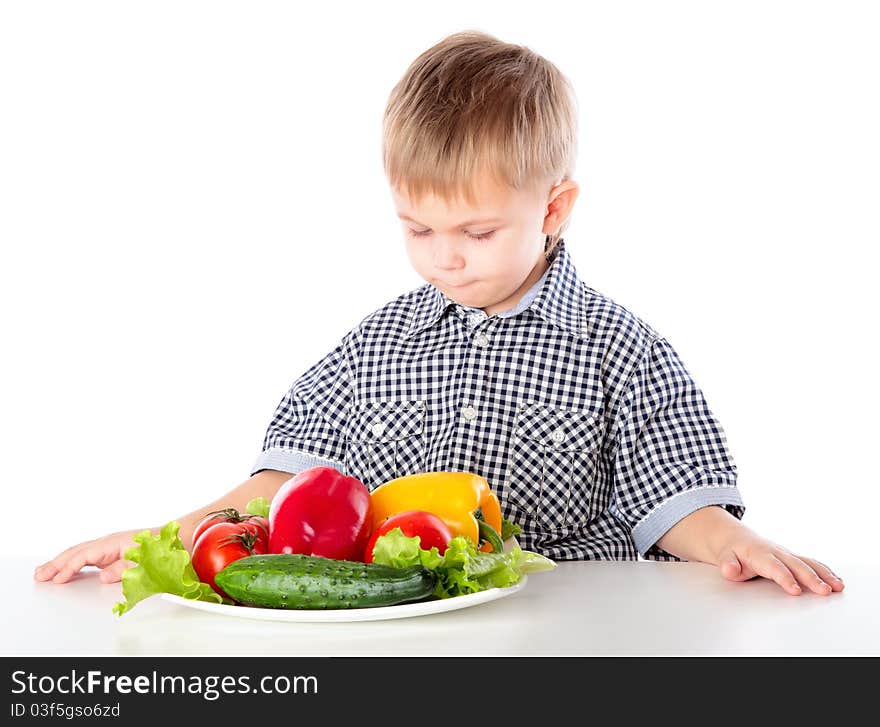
top-left (716, 530), bottom-right (845, 596)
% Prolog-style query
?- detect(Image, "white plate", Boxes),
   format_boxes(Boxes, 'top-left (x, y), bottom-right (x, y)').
top-left (161, 576), bottom-right (527, 623)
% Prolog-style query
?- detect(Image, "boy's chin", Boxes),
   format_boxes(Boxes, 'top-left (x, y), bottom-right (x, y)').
top-left (432, 280), bottom-right (499, 311)
top-left (445, 288), bottom-right (483, 306)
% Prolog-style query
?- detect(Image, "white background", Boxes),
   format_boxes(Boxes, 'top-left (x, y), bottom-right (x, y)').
top-left (2, 1), bottom-right (877, 572)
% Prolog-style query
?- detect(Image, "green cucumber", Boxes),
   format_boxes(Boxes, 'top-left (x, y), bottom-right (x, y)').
top-left (214, 553), bottom-right (436, 609)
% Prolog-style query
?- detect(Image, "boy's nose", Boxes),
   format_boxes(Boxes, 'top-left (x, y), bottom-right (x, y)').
top-left (432, 238), bottom-right (466, 270)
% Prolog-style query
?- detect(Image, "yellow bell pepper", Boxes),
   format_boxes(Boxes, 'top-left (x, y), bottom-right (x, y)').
top-left (370, 471), bottom-right (504, 552)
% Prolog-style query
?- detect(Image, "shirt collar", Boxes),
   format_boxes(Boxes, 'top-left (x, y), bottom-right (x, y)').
top-left (405, 238), bottom-right (588, 340)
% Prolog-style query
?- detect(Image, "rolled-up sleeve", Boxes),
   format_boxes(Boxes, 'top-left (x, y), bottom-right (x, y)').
top-left (250, 326), bottom-right (360, 477)
top-left (609, 336), bottom-right (745, 561)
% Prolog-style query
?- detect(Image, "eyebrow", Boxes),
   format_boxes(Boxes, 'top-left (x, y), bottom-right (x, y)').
top-left (397, 213), bottom-right (503, 227)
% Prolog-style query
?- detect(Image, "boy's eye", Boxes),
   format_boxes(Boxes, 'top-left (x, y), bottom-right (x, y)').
top-left (468, 230), bottom-right (495, 241)
top-left (407, 229), bottom-right (496, 241)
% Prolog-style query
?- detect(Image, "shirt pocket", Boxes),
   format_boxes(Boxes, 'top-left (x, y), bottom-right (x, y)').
top-left (506, 403), bottom-right (604, 530)
top-left (344, 399), bottom-right (427, 489)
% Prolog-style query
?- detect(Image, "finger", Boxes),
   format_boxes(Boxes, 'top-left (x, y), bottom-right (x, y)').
top-left (750, 553), bottom-right (804, 595)
top-left (34, 545), bottom-right (90, 581)
top-left (51, 546), bottom-right (119, 584)
top-left (34, 542), bottom-right (94, 580)
top-left (810, 559), bottom-right (845, 589)
top-left (798, 557), bottom-right (845, 593)
top-left (718, 551), bottom-right (751, 581)
top-left (34, 563), bottom-right (60, 581)
top-left (99, 559), bottom-right (133, 583)
top-left (778, 554), bottom-right (833, 595)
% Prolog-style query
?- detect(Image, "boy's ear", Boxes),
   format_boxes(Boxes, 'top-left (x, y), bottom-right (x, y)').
top-left (542, 180), bottom-right (579, 235)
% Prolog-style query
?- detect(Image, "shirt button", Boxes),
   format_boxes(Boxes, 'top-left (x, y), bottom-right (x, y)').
top-left (473, 333), bottom-right (490, 348)
top-left (462, 406), bottom-right (478, 421)
top-left (551, 429), bottom-right (566, 444)
top-left (371, 422), bottom-right (386, 437)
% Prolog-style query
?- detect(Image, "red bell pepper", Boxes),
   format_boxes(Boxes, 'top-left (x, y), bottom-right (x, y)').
top-left (268, 466), bottom-right (373, 561)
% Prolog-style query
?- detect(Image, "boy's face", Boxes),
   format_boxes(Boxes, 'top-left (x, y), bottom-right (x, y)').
top-left (391, 171), bottom-right (578, 317)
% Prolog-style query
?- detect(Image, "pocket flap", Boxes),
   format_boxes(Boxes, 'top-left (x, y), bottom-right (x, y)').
top-left (348, 400), bottom-right (426, 442)
top-left (514, 404), bottom-right (603, 452)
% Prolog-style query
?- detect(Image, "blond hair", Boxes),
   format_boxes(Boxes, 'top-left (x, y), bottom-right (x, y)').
top-left (382, 30), bottom-right (579, 256)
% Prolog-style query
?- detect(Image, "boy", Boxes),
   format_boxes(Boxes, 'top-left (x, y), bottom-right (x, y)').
top-left (35, 30), bottom-right (843, 597)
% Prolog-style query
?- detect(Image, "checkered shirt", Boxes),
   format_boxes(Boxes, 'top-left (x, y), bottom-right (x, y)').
top-left (251, 239), bottom-right (745, 561)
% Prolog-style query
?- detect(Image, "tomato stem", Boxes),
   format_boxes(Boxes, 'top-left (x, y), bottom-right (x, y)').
top-left (201, 508), bottom-right (268, 537)
top-left (219, 530), bottom-right (261, 554)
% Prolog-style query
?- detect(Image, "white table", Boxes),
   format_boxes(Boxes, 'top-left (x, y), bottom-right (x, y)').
top-left (6, 557), bottom-right (877, 656)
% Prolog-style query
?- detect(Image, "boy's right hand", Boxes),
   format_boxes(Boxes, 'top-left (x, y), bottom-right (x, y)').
top-left (33, 530), bottom-right (149, 584)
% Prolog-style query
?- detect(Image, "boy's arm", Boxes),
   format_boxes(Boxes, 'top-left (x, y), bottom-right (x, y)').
top-left (654, 505), bottom-right (844, 596)
top-left (654, 504), bottom-right (743, 565)
top-left (35, 469), bottom-right (296, 584)
top-left (175, 468), bottom-right (294, 551)
top-left (609, 335), bottom-right (842, 596)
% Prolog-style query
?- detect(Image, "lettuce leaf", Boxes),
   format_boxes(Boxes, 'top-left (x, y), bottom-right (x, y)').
top-left (245, 497), bottom-right (271, 519)
top-left (500, 517), bottom-right (522, 541)
top-left (369, 527), bottom-right (444, 571)
top-left (112, 521), bottom-right (225, 616)
top-left (370, 528), bottom-right (556, 599)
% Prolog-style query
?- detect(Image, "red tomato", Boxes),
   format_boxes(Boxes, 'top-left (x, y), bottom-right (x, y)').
top-left (363, 510), bottom-right (454, 563)
top-left (191, 519), bottom-right (269, 598)
top-left (192, 507), bottom-right (268, 547)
